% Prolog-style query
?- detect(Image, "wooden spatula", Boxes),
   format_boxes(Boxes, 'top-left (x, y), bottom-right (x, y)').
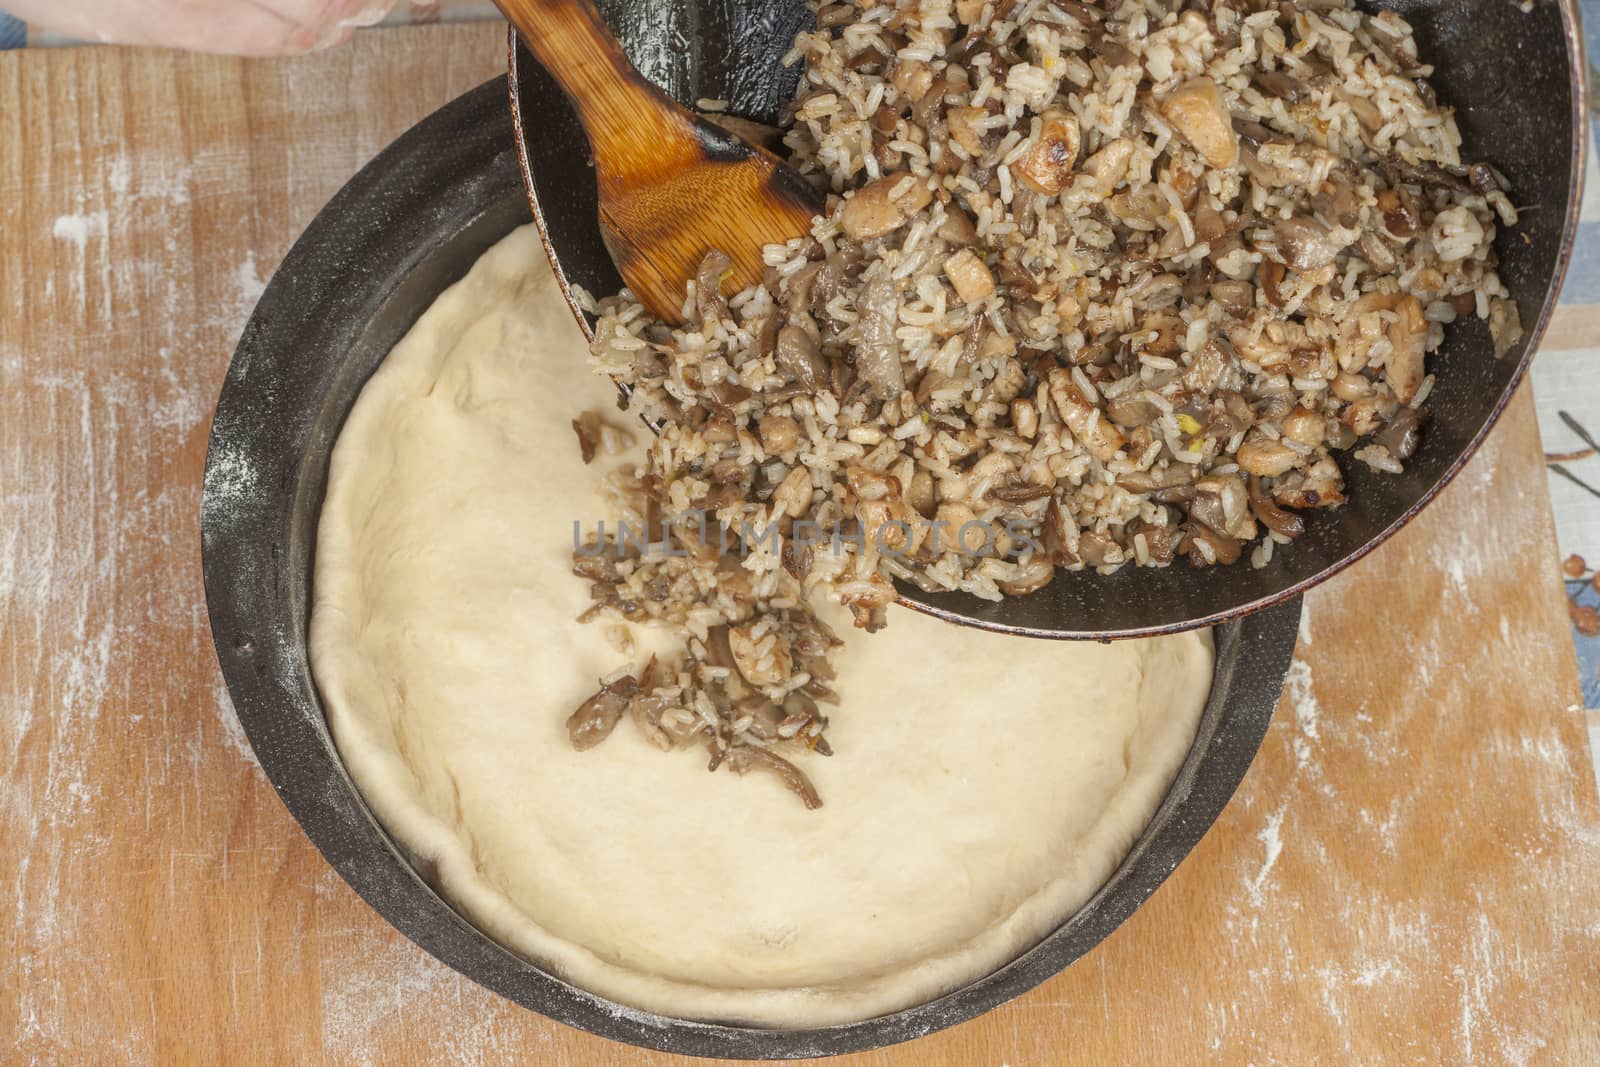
top-left (498, 0), bottom-right (824, 323)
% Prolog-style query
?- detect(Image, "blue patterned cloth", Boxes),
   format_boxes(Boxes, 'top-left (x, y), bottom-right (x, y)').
top-left (0, 13), bottom-right (26, 49)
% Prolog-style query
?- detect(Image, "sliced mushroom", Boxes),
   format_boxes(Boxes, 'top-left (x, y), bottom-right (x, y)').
top-left (1193, 196), bottom-right (1230, 244)
top-left (1331, 372), bottom-right (1372, 402)
top-left (847, 465), bottom-right (922, 556)
top-left (1334, 88), bottom-right (1384, 135)
top-left (775, 325), bottom-right (830, 394)
top-left (1286, 347), bottom-right (1325, 381)
top-left (995, 557), bottom-right (1055, 595)
top-left (706, 379), bottom-right (751, 411)
top-left (854, 278), bottom-right (906, 399)
top-left (1281, 408), bottom-right (1326, 448)
top-left (889, 58), bottom-right (934, 103)
top-left (707, 457), bottom-right (748, 486)
top-left (911, 76), bottom-right (951, 132)
top-left (1095, 37), bottom-right (1137, 68)
top-left (781, 531), bottom-right (813, 580)
top-left (1356, 230), bottom-right (1397, 274)
top-left (1376, 187), bottom-right (1419, 238)
top-left (1259, 260), bottom-right (1287, 307)
top-left (1251, 69), bottom-right (1305, 103)
top-left (1202, 391), bottom-right (1254, 441)
top-left (1078, 530), bottom-right (1122, 567)
top-left (1105, 394), bottom-right (1164, 428)
top-left (1342, 392), bottom-right (1398, 436)
top-left (1468, 162), bottom-right (1506, 195)
top-left (938, 206), bottom-right (978, 245)
top-left (725, 745), bottom-right (823, 809)
top-left (1160, 78), bottom-right (1239, 169)
top-left (1047, 369), bottom-right (1125, 461)
top-left (946, 105), bottom-right (991, 156)
top-left (1210, 279), bottom-right (1255, 316)
top-left (1385, 294), bottom-right (1427, 404)
top-left (759, 414), bottom-right (801, 455)
top-left (943, 248), bottom-right (996, 303)
top-left (1312, 172), bottom-right (1362, 229)
top-left (1014, 109), bottom-right (1081, 196)
top-left (1179, 258), bottom-right (1215, 304)
top-left (735, 697), bottom-right (787, 744)
top-left (954, 0), bottom-right (985, 24)
top-left (1184, 337), bottom-right (1233, 394)
top-left (567, 675), bottom-right (640, 751)
top-left (1247, 476), bottom-right (1305, 539)
top-left (840, 172), bottom-right (934, 240)
top-left (571, 412), bottom-right (603, 464)
top-left (693, 250), bottom-right (733, 326)
top-left (1273, 456), bottom-right (1346, 509)
top-left (1236, 434), bottom-right (1303, 477)
top-left (1373, 405), bottom-right (1425, 461)
top-left (1080, 137), bottom-right (1134, 196)
top-left (1232, 117), bottom-right (1285, 154)
top-left (989, 479), bottom-right (1052, 504)
top-left (1043, 499), bottom-right (1081, 566)
top-left (869, 105), bottom-right (902, 169)
top-left (1184, 523), bottom-right (1242, 566)
top-left (572, 536), bottom-right (628, 582)
top-left (1188, 488), bottom-right (1230, 536)
top-left (1270, 217), bottom-right (1347, 272)
top-left (1130, 520), bottom-right (1181, 564)
top-left (1489, 297), bottom-right (1523, 359)
top-left (1116, 463), bottom-right (1198, 494)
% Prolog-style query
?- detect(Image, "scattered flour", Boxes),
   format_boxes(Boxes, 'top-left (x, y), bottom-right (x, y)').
top-left (1245, 807), bottom-right (1286, 908)
top-left (212, 682), bottom-right (257, 766)
top-left (50, 211), bottom-right (109, 250)
top-left (235, 251), bottom-right (267, 306)
top-left (1284, 660), bottom-right (1320, 743)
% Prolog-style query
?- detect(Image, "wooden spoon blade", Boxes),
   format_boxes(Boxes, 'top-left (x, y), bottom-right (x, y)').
top-left (498, 0), bottom-right (823, 323)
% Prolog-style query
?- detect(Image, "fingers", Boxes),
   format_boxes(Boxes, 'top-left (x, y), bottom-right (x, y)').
top-left (0, 0), bottom-right (397, 55)
top-left (336, 0), bottom-right (396, 28)
top-left (277, 0), bottom-right (397, 52)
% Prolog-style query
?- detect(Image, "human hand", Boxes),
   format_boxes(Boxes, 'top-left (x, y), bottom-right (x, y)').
top-left (2, 0), bottom-right (398, 55)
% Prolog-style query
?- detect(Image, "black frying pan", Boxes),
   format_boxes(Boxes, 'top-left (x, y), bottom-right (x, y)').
top-left (202, 79), bottom-right (1302, 1057)
top-left (509, 0), bottom-right (1587, 639)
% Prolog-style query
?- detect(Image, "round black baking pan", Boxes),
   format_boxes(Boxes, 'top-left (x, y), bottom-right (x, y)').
top-left (509, 0), bottom-right (1588, 639)
top-left (202, 79), bottom-right (1302, 1058)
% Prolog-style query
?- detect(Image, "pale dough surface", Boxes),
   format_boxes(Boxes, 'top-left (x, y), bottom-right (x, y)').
top-left (310, 226), bottom-right (1215, 1027)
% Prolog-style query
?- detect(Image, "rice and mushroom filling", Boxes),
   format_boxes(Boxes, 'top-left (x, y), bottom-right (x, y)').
top-left (564, 0), bottom-right (1519, 801)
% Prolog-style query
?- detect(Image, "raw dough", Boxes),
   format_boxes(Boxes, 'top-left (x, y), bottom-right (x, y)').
top-left (310, 226), bottom-right (1214, 1027)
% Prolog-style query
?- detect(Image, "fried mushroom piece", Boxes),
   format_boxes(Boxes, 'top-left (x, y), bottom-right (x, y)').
top-left (840, 171), bottom-right (934, 240)
top-left (1160, 78), bottom-right (1239, 169)
top-left (726, 745), bottom-right (824, 810)
top-left (567, 674), bottom-right (641, 751)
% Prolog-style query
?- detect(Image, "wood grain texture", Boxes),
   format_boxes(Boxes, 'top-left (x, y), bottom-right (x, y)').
top-left (502, 0), bottom-right (820, 322)
top-left (2, 25), bottom-right (1597, 1066)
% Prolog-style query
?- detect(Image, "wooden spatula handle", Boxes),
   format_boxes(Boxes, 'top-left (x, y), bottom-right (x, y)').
top-left (496, 0), bottom-right (690, 162)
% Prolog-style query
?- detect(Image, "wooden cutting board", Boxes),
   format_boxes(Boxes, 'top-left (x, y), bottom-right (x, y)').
top-left (2, 25), bottom-right (1597, 1065)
